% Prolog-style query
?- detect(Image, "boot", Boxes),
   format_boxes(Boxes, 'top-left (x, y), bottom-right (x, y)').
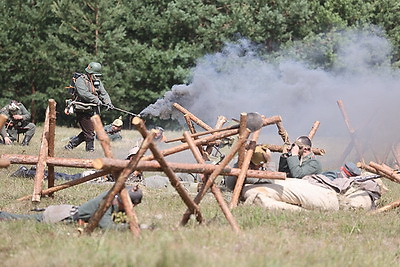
top-left (85, 140), bottom-right (94, 152)
top-left (21, 135), bottom-right (33, 146)
top-left (64, 135), bottom-right (84, 150)
top-left (10, 166), bottom-right (29, 178)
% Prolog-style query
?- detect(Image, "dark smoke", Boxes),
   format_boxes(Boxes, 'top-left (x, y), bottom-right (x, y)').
top-left (141, 28), bottom-right (400, 168)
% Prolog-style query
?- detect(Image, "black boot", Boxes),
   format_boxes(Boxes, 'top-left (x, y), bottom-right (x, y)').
top-left (85, 140), bottom-right (94, 152)
top-left (21, 135), bottom-right (33, 146)
top-left (64, 134), bottom-right (84, 150)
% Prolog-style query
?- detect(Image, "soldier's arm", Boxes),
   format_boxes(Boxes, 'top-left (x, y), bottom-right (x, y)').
top-left (18, 104), bottom-right (31, 121)
top-left (97, 81), bottom-right (112, 105)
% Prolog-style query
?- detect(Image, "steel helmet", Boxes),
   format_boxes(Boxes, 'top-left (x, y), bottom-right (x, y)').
top-left (85, 62), bottom-right (102, 75)
top-left (295, 136), bottom-right (312, 149)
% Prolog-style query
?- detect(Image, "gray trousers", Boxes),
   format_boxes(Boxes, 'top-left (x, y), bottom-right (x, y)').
top-left (0, 211), bottom-right (43, 222)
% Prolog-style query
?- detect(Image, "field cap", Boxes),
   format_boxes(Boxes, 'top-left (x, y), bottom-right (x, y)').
top-left (343, 162), bottom-right (361, 177)
top-left (112, 118), bottom-right (123, 127)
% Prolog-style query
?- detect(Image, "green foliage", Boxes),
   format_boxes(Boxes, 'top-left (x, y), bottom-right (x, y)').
top-left (0, 0), bottom-right (399, 125)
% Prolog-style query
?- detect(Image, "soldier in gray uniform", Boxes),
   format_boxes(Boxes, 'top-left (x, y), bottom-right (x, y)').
top-left (0, 100), bottom-right (36, 146)
top-left (278, 135), bottom-right (322, 178)
top-left (64, 62), bottom-right (114, 152)
top-left (101, 117), bottom-right (123, 141)
top-left (0, 186), bottom-right (142, 230)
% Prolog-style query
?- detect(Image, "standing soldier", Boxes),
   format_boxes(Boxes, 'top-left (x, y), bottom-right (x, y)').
top-left (64, 62), bottom-right (114, 152)
top-left (0, 100), bottom-right (36, 146)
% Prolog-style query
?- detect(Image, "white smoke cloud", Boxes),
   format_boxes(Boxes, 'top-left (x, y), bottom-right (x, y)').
top-left (141, 28), bottom-right (400, 168)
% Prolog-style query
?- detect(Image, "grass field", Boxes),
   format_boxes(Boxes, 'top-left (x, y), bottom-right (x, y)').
top-left (1, 126), bottom-right (399, 267)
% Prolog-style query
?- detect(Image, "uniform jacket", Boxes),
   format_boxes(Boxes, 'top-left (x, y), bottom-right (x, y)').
top-left (74, 74), bottom-right (112, 112)
top-left (278, 152), bottom-right (322, 178)
top-left (0, 102), bottom-right (31, 137)
top-left (103, 124), bottom-right (122, 141)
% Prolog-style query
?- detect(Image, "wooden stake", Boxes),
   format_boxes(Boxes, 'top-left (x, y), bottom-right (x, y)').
top-left (84, 130), bottom-right (155, 234)
top-left (133, 117), bottom-right (204, 223)
top-left (173, 103), bottom-right (213, 131)
top-left (230, 129), bottom-right (261, 209)
top-left (32, 105), bottom-right (50, 203)
top-left (183, 131), bottom-right (241, 233)
top-left (308, 121), bottom-right (320, 140)
top-left (237, 113), bottom-right (248, 168)
top-left (47, 100), bottom-right (57, 196)
top-left (180, 128), bottom-right (251, 226)
top-left (0, 114), bottom-right (7, 129)
top-left (120, 188), bottom-right (141, 237)
top-left (370, 198), bottom-right (400, 214)
top-left (92, 114), bottom-right (113, 158)
top-left (0, 158), bottom-right (10, 168)
top-left (17, 170), bottom-right (110, 201)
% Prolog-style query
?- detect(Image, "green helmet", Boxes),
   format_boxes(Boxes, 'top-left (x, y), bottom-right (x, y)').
top-left (85, 62), bottom-right (102, 75)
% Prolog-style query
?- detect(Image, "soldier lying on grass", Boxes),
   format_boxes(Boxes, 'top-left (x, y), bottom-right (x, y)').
top-left (242, 162), bottom-right (385, 211)
top-left (0, 186), bottom-right (142, 229)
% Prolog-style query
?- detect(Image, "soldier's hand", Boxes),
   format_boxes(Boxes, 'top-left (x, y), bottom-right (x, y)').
top-left (4, 137), bottom-right (13, 145)
top-left (13, 114), bottom-right (23, 120)
top-left (105, 103), bottom-right (114, 111)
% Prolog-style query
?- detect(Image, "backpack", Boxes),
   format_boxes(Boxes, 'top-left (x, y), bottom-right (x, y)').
top-left (65, 72), bottom-right (83, 96)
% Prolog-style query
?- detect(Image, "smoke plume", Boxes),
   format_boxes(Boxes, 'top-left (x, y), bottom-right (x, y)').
top-left (141, 27), bottom-right (400, 168)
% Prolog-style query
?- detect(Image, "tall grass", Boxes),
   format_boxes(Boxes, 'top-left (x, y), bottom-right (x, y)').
top-left (0, 126), bottom-right (399, 266)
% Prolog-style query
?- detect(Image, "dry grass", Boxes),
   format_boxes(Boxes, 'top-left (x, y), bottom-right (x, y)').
top-left (1, 126), bottom-right (400, 267)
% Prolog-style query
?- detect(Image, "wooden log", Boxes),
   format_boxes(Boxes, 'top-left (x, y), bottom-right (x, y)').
top-left (230, 129), bottom-right (261, 209)
top-left (17, 170), bottom-right (110, 201)
top-left (262, 115), bottom-right (282, 127)
top-left (337, 100), bottom-right (364, 162)
top-left (173, 103), bottom-right (213, 131)
top-left (92, 114), bottom-right (113, 158)
top-left (166, 114), bottom-right (281, 144)
top-left (182, 131), bottom-right (241, 232)
top-left (204, 115), bottom-right (229, 157)
top-left (85, 130), bottom-right (155, 234)
top-left (183, 114), bottom-right (206, 159)
top-left (2, 154), bottom-right (94, 168)
top-left (180, 128), bottom-right (251, 226)
top-left (276, 121), bottom-right (290, 144)
top-left (32, 105), bottom-right (50, 203)
top-left (237, 113), bottom-right (248, 168)
top-left (133, 117), bottom-right (204, 223)
top-left (120, 188), bottom-right (141, 237)
top-left (368, 161), bottom-right (400, 183)
top-left (201, 129), bottom-right (251, 200)
top-left (47, 99), bottom-right (57, 195)
top-left (370, 198), bottom-right (400, 214)
top-left (0, 158), bottom-right (10, 168)
top-left (0, 114), bottom-right (8, 129)
top-left (263, 144), bottom-right (326, 156)
top-left (308, 121), bottom-right (320, 140)
top-left (141, 128), bottom-right (240, 161)
top-left (214, 115), bottom-right (228, 129)
top-left (92, 158), bottom-right (286, 180)
top-left (165, 125), bottom-right (240, 143)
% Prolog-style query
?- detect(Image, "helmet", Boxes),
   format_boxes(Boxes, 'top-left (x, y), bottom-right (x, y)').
top-left (295, 136), bottom-right (312, 148)
top-left (8, 100), bottom-right (20, 111)
top-left (85, 62), bottom-right (102, 75)
top-left (112, 118), bottom-right (123, 127)
top-left (117, 186), bottom-right (143, 205)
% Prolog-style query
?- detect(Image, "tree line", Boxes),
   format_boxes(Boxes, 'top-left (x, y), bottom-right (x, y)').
top-left (0, 0), bottom-right (399, 126)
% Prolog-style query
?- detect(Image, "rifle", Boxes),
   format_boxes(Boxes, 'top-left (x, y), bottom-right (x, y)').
top-left (353, 170), bottom-right (400, 182)
top-left (65, 100), bottom-right (140, 117)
